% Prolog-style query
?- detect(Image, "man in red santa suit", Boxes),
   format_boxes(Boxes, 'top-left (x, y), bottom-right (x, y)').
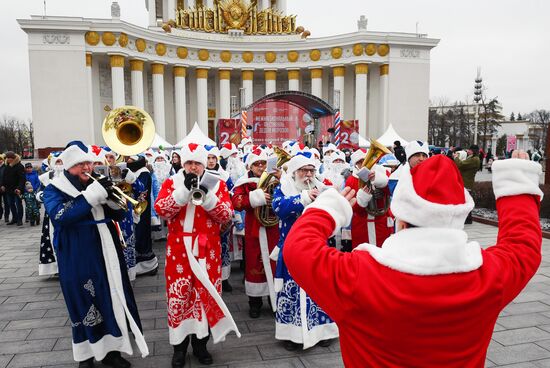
top-left (154, 143), bottom-right (240, 368)
top-left (345, 148), bottom-right (392, 248)
top-left (283, 151), bottom-right (542, 367)
top-left (232, 148), bottom-right (279, 318)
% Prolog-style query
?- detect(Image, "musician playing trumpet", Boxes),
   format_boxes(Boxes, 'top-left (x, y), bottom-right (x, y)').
top-left (346, 148), bottom-right (393, 248)
top-left (154, 143), bottom-right (238, 368)
top-left (271, 151), bottom-right (337, 351)
top-left (43, 141), bottom-right (148, 368)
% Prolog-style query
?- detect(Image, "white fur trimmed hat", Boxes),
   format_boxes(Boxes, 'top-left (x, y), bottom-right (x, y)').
top-left (180, 143), bottom-right (208, 167)
top-left (287, 151), bottom-right (316, 175)
top-left (245, 147), bottom-right (268, 168)
top-left (61, 141), bottom-right (95, 169)
top-left (391, 155), bottom-right (474, 229)
top-left (350, 148), bottom-right (368, 167)
top-left (330, 150), bottom-right (346, 163)
top-left (205, 145), bottom-right (220, 158)
top-left (322, 143), bottom-right (337, 155)
top-left (219, 143), bottom-right (238, 159)
top-left (405, 140), bottom-right (430, 162)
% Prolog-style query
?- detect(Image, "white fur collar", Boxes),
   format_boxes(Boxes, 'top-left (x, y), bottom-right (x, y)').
top-left (50, 174), bottom-right (81, 198)
top-left (134, 167), bottom-right (150, 177)
top-left (354, 227), bottom-right (483, 275)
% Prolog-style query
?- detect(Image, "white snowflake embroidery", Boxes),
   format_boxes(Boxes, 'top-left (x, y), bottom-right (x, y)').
top-left (167, 246), bottom-right (172, 256)
top-left (176, 264), bottom-right (184, 274)
top-left (82, 304), bottom-right (103, 327)
top-left (210, 250), bottom-right (215, 260)
top-left (206, 263), bottom-right (211, 270)
top-left (206, 219), bottom-right (213, 228)
top-left (84, 279), bottom-right (95, 297)
top-left (293, 197), bottom-right (301, 205)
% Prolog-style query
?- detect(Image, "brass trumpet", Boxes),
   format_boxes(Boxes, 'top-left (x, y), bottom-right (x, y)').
top-left (86, 172), bottom-right (146, 215)
top-left (358, 139), bottom-right (391, 217)
top-left (190, 181), bottom-right (206, 206)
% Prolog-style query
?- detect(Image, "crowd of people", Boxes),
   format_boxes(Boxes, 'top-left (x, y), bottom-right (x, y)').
top-left (0, 134), bottom-right (544, 368)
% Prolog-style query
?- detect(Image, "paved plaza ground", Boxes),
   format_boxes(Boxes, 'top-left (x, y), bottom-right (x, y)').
top-left (1, 219), bottom-right (550, 367)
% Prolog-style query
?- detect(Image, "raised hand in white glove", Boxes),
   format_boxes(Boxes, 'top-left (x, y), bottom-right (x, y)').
top-left (82, 180), bottom-right (108, 207)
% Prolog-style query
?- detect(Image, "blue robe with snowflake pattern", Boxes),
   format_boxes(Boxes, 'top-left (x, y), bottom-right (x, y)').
top-left (271, 181), bottom-right (339, 349)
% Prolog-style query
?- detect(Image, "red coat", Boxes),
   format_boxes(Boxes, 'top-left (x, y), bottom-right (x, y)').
top-left (154, 176), bottom-right (238, 344)
top-left (345, 175), bottom-right (392, 248)
top-left (232, 174), bottom-right (279, 296)
top-left (283, 192), bottom-right (541, 367)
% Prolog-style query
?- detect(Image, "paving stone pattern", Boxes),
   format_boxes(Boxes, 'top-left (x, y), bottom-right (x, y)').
top-left (1, 219), bottom-right (550, 367)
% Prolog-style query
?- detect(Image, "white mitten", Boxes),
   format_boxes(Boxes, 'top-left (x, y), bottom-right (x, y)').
top-left (82, 181), bottom-right (108, 207)
top-left (356, 188), bottom-right (373, 208)
top-left (249, 188), bottom-right (267, 208)
top-left (171, 172), bottom-right (190, 206)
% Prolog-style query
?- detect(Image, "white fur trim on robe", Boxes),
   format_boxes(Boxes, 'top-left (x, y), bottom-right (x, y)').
top-left (354, 227), bottom-right (483, 275)
top-left (50, 174), bottom-right (149, 361)
top-left (492, 159), bottom-right (543, 201)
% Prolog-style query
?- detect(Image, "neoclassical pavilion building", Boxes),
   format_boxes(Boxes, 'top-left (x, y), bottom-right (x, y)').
top-left (19, 0), bottom-right (439, 153)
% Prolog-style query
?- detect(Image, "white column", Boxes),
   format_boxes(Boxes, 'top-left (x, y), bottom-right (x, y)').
top-left (130, 60), bottom-right (144, 109)
top-left (288, 69), bottom-right (300, 91)
top-left (242, 70), bottom-right (254, 106)
top-left (168, 0), bottom-right (176, 19)
top-left (174, 66), bottom-right (187, 141)
top-left (152, 63), bottom-right (166, 138)
top-left (197, 68), bottom-right (209, 134)
top-left (310, 68), bottom-right (322, 98)
top-left (219, 69), bottom-right (231, 119)
top-left (148, 0), bottom-right (157, 26)
top-left (265, 70), bottom-right (276, 95)
top-left (110, 54), bottom-right (125, 108)
top-left (355, 63), bottom-right (368, 137)
top-left (333, 66), bottom-right (345, 118)
top-left (379, 64), bottom-right (389, 131)
top-left (86, 53), bottom-right (95, 143)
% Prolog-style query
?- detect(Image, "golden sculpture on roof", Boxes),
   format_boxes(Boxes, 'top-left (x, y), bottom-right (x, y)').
top-left (170, 0), bottom-right (303, 36)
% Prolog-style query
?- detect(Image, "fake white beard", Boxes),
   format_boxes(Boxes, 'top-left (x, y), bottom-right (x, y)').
top-left (327, 162), bottom-right (349, 175)
top-left (293, 175), bottom-right (312, 191)
top-left (153, 162), bottom-right (171, 182)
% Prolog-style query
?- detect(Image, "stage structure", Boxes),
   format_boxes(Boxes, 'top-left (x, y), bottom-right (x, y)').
top-left (19, 0), bottom-right (439, 157)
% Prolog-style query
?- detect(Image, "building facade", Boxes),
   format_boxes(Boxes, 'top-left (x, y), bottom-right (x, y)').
top-left (19, 0), bottom-right (439, 152)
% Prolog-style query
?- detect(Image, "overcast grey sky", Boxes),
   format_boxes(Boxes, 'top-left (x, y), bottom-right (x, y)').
top-left (1, 0), bottom-right (549, 121)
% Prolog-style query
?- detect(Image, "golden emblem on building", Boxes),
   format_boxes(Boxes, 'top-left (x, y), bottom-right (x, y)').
top-left (171, 0), bottom-right (306, 36)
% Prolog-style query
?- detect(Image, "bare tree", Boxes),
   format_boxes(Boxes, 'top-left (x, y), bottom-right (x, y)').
top-left (528, 109), bottom-right (550, 150)
top-left (0, 115), bottom-right (33, 155)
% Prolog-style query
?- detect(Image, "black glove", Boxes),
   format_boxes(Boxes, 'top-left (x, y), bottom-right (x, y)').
top-left (199, 185), bottom-right (208, 196)
top-left (121, 168), bottom-right (129, 180)
top-left (183, 172), bottom-right (198, 190)
top-left (96, 176), bottom-right (115, 198)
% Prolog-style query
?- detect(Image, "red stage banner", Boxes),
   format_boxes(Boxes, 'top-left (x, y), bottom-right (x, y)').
top-left (338, 120), bottom-right (360, 151)
top-left (246, 100), bottom-right (335, 147)
top-left (217, 119), bottom-right (241, 146)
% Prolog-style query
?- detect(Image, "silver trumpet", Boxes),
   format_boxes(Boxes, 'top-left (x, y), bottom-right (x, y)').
top-left (190, 181), bottom-right (205, 206)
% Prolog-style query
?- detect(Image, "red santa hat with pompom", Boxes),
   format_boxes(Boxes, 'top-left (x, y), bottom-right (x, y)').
top-left (179, 143), bottom-right (208, 167)
top-left (391, 154), bottom-right (474, 229)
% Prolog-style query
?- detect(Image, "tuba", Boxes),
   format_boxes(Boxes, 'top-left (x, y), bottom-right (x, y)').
top-left (358, 139), bottom-right (391, 217)
top-left (101, 106), bottom-right (155, 212)
top-left (254, 146), bottom-right (291, 227)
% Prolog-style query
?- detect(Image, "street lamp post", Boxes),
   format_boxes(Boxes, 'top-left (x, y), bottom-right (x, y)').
top-left (473, 69), bottom-right (483, 145)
